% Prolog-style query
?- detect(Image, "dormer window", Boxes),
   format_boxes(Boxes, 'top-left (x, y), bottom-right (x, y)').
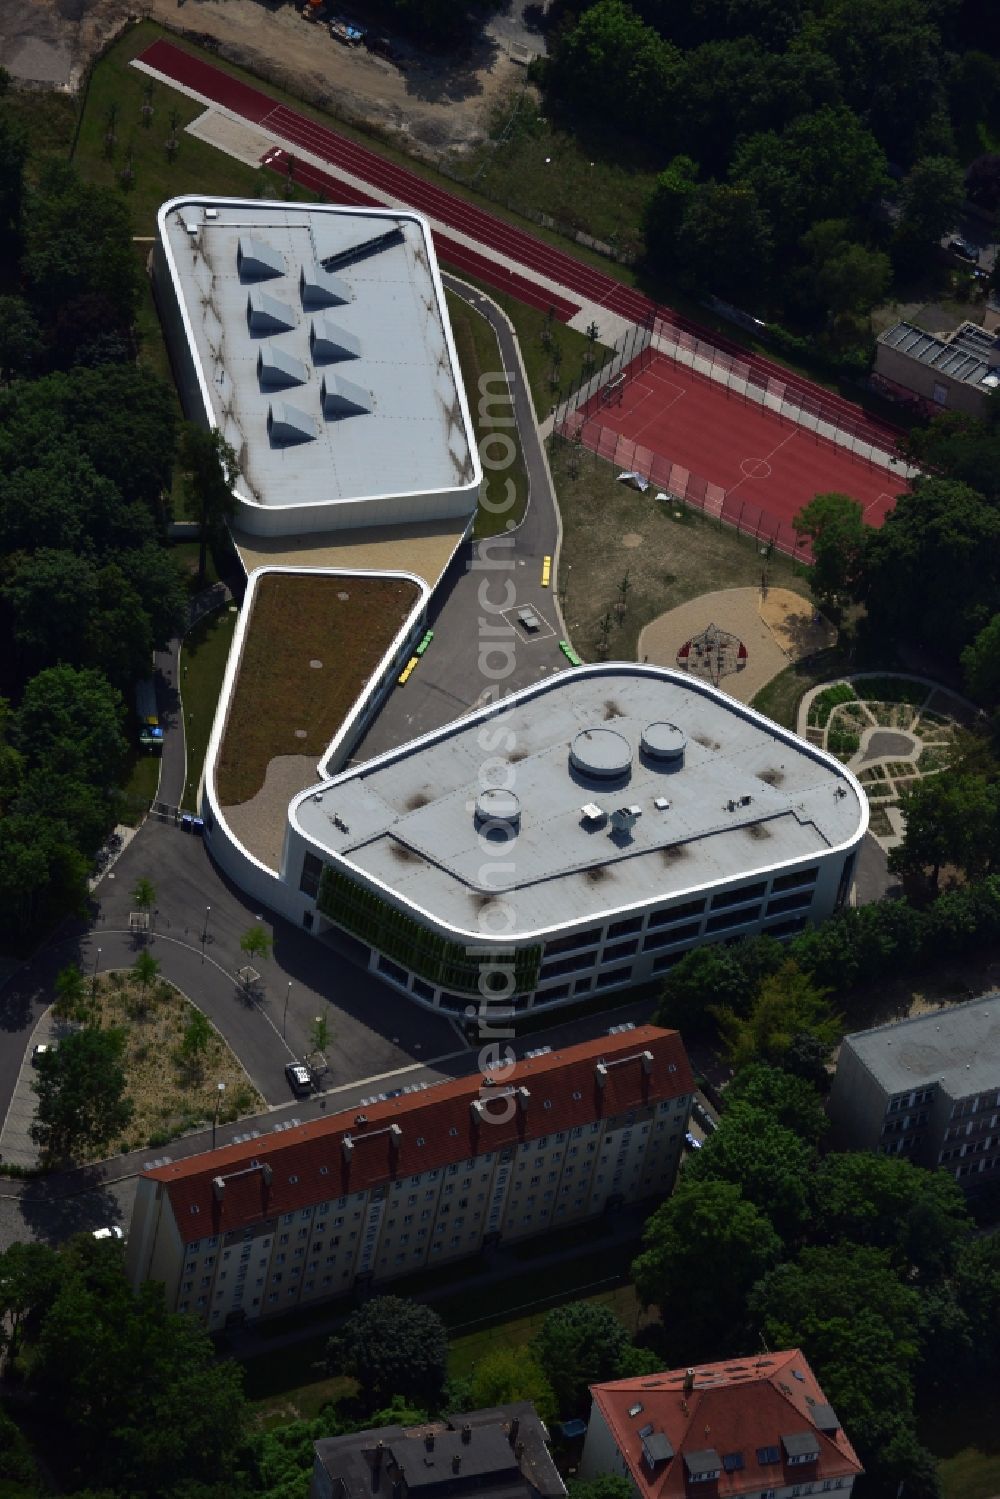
top-left (722, 1452), bottom-right (745, 1473)
top-left (782, 1433), bottom-right (820, 1465)
top-left (684, 1450), bottom-right (721, 1484)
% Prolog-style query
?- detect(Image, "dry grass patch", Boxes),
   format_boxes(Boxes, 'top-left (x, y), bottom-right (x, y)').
top-left (217, 573), bottom-right (421, 805)
top-left (76, 970), bottom-right (265, 1159)
top-left (551, 437), bottom-right (802, 661)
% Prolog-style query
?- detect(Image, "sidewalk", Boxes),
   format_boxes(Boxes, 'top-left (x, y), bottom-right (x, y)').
top-left (0, 1007), bottom-right (80, 1171)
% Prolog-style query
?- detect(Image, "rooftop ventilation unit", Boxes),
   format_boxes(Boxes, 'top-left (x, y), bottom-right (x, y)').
top-left (610, 806), bottom-right (641, 834)
top-left (580, 803), bottom-right (606, 824)
top-left (237, 234), bottom-right (286, 282)
top-left (248, 289), bottom-right (297, 335)
top-left (257, 344), bottom-right (309, 391)
top-left (570, 726), bottom-right (632, 779)
top-left (310, 317), bottom-right (361, 364)
top-left (474, 787), bottom-right (521, 833)
top-left (300, 264), bottom-right (352, 309)
top-left (641, 721), bottom-right (687, 764)
top-left (319, 224), bottom-right (405, 272)
top-left (267, 401), bottom-right (318, 446)
top-left (321, 373), bottom-right (372, 419)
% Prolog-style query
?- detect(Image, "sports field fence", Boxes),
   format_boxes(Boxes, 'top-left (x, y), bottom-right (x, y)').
top-left (555, 410), bottom-right (813, 563)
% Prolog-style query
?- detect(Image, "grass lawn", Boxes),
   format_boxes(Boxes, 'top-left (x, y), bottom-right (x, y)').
top-left (452, 269), bottom-right (609, 421)
top-left (171, 538), bottom-right (220, 595)
top-left (62, 970), bottom-right (264, 1159)
top-left (216, 573), bottom-right (421, 806)
top-left (451, 91), bottom-right (658, 263)
top-left (750, 648), bottom-right (853, 730)
top-left (70, 23), bottom-right (294, 236)
top-left (119, 746), bottom-right (162, 827)
top-left (179, 604), bottom-right (239, 812)
top-left (446, 290), bottom-right (530, 538)
top-left (552, 436), bottom-right (802, 662)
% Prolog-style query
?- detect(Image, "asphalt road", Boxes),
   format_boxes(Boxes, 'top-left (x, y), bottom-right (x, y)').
top-left (354, 275), bottom-right (567, 762)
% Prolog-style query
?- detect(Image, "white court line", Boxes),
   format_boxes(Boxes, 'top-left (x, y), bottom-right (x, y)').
top-left (631, 384), bottom-right (686, 444)
top-left (864, 491), bottom-right (895, 518)
top-left (724, 427), bottom-right (798, 504)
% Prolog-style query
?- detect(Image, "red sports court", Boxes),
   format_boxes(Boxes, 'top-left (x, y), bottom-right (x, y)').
top-left (565, 350), bottom-right (907, 553)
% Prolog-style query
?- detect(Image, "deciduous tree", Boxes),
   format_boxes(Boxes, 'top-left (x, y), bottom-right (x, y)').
top-left (533, 1301), bottom-right (633, 1415)
top-left (793, 492), bottom-right (867, 606)
top-left (683, 1103), bottom-right (816, 1237)
top-left (468, 1346), bottom-right (557, 1424)
top-left (30, 1027), bottom-right (133, 1161)
top-left (725, 1063), bottom-right (829, 1145)
top-left (326, 1297), bottom-right (448, 1410)
top-left (177, 425), bottom-right (239, 587)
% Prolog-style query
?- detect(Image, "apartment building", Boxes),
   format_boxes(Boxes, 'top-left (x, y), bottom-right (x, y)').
top-left (125, 1025), bottom-right (693, 1330)
top-left (309, 1404), bottom-right (565, 1499)
top-left (580, 1350), bottom-right (863, 1499)
top-left (828, 993), bottom-right (1000, 1191)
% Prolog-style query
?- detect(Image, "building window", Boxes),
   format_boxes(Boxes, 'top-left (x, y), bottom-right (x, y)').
top-left (378, 954), bottom-right (409, 986)
top-left (772, 866), bottom-right (818, 893)
top-left (543, 926), bottom-right (602, 956)
top-left (764, 915), bottom-right (808, 939)
top-left (710, 881), bottom-right (766, 910)
top-left (603, 939), bottom-right (639, 961)
top-left (643, 921), bottom-right (702, 951)
top-left (705, 905), bottom-right (761, 933)
top-left (608, 915), bottom-right (643, 938)
top-left (596, 966), bottom-right (632, 989)
top-left (412, 977), bottom-right (435, 1002)
top-left (300, 851), bottom-right (323, 898)
top-left (766, 890), bottom-right (814, 916)
top-left (647, 898), bottom-right (706, 928)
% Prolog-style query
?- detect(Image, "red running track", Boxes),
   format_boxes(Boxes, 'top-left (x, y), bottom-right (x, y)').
top-left (262, 149), bottom-right (580, 320)
top-left (139, 37), bottom-right (903, 450)
top-left (577, 352), bottom-right (907, 529)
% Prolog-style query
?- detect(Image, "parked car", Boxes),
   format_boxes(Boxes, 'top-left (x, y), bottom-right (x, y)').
top-left (285, 1061), bottom-right (313, 1097)
top-left (92, 1226), bottom-right (124, 1242)
top-left (684, 1131), bottom-right (702, 1150)
top-left (948, 237), bottom-right (979, 263)
top-left (329, 17), bottom-right (365, 45)
top-left (691, 1099), bottom-right (717, 1133)
top-left (31, 1043), bottom-right (54, 1065)
top-left (366, 33), bottom-right (394, 58)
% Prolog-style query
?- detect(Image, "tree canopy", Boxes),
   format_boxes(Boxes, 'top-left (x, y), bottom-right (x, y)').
top-left (30, 1027), bottom-right (133, 1161)
top-left (532, 1301), bottom-right (633, 1415)
top-left (325, 1297), bottom-right (449, 1409)
top-left (683, 1101), bottom-right (817, 1238)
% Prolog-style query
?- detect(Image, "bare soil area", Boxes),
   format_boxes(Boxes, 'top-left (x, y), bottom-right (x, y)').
top-left (3, 0), bottom-right (529, 156)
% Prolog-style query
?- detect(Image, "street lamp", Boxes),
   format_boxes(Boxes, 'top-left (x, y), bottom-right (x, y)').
top-left (283, 981), bottom-right (292, 1039)
top-left (93, 947), bottom-right (102, 998)
top-left (212, 1081), bottom-right (226, 1149)
top-left (203, 905), bottom-right (211, 943)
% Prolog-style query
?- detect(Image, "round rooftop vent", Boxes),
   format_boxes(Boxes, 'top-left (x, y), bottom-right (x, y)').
top-left (641, 721), bottom-right (687, 763)
top-left (570, 727), bottom-right (633, 779)
top-left (475, 787), bottom-right (521, 830)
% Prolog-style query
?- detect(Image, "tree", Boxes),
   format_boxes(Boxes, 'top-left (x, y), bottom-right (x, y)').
top-left (22, 161), bottom-right (139, 334)
top-left (0, 112), bottom-right (27, 256)
top-left (815, 240), bottom-right (891, 320)
top-left (132, 878), bottom-right (156, 913)
top-left (632, 1180), bottom-right (782, 1360)
top-left (14, 665), bottom-right (126, 786)
top-left (177, 425), bottom-right (239, 586)
top-left (3, 548), bottom-right (99, 676)
top-left (568, 1477), bottom-right (634, 1499)
top-left (179, 1010), bottom-right (212, 1068)
top-left (132, 950), bottom-right (161, 994)
top-left (815, 1153), bottom-right (972, 1279)
top-left (952, 1233), bottom-right (1000, 1372)
top-left (656, 935), bottom-right (784, 1035)
top-left (965, 153), bottom-right (1000, 212)
top-left (54, 962), bottom-right (85, 1019)
top-left (725, 1063), bottom-right (829, 1145)
top-left (326, 1297), bottom-right (448, 1410)
top-left (715, 959), bottom-right (840, 1073)
top-left (0, 1241), bottom-right (61, 1362)
top-left (896, 155), bottom-right (965, 264)
top-left (240, 925), bottom-right (272, 965)
top-left (30, 1248), bottom-right (247, 1495)
top-left (533, 1302), bottom-right (633, 1416)
top-left (961, 613), bottom-right (1000, 707)
top-left (309, 1013), bottom-right (331, 1055)
top-left (683, 1103), bottom-right (816, 1238)
top-left (889, 773), bottom-right (1000, 892)
top-left (468, 1346), bottom-right (557, 1424)
top-left (792, 492), bottom-right (867, 607)
top-left (0, 295), bottom-right (43, 384)
top-left (545, 0), bottom-right (681, 144)
top-left (30, 1027), bottom-right (133, 1161)
top-left (732, 107), bottom-right (888, 247)
top-left (675, 181), bottom-right (774, 304)
top-left (862, 478), bottom-right (1000, 662)
top-left (642, 156), bottom-right (698, 277)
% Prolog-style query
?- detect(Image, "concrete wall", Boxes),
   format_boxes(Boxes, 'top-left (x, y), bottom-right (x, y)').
top-left (232, 481), bottom-right (478, 539)
top-left (828, 1041), bottom-right (890, 1151)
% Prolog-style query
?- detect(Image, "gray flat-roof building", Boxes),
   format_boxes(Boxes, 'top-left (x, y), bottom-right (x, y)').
top-left (279, 664), bottom-right (866, 1016)
top-left (875, 320), bottom-right (1000, 418)
top-left (829, 994), bottom-right (1000, 1192)
top-left (154, 197), bottom-right (480, 537)
top-left (309, 1406), bottom-right (566, 1499)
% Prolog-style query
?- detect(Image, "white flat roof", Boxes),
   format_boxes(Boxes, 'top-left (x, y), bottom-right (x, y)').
top-left (158, 197), bottom-right (478, 514)
top-left (290, 666), bottom-right (868, 941)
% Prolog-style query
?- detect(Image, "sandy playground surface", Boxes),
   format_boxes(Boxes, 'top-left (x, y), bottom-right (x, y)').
top-left (638, 587), bottom-right (836, 704)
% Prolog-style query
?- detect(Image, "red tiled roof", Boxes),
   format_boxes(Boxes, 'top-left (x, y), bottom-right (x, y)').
top-left (149, 1025), bottom-right (692, 1243)
top-left (591, 1350), bottom-right (863, 1499)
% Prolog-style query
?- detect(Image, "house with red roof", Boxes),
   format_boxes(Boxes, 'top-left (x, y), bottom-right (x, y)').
top-left (579, 1351), bottom-right (862, 1499)
top-left (125, 1025), bottom-right (693, 1331)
